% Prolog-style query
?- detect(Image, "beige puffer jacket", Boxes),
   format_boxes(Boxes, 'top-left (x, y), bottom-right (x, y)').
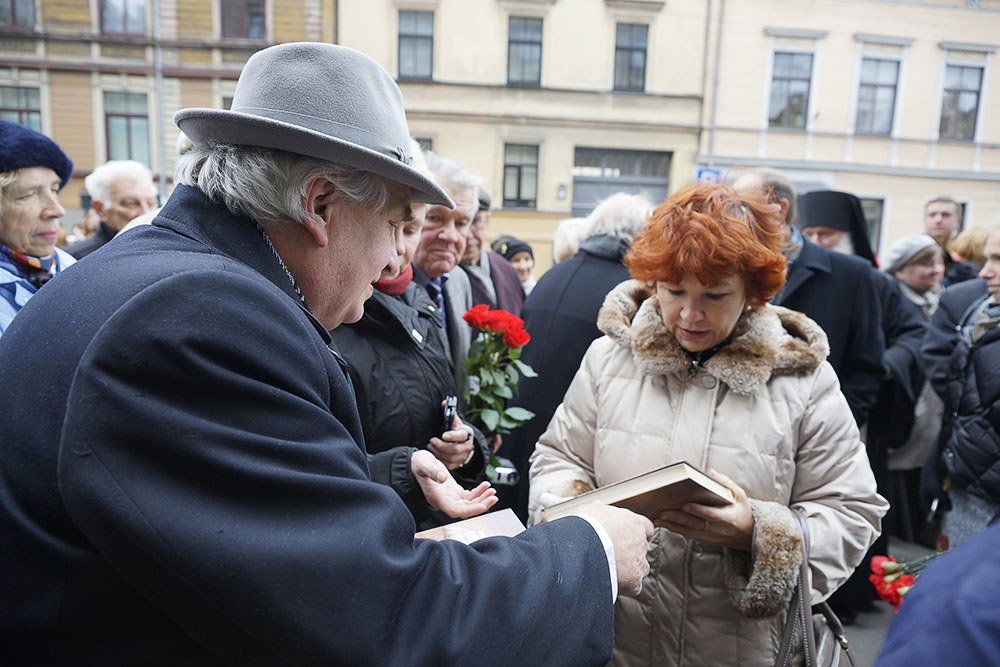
top-left (529, 281), bottom-right (887, 667)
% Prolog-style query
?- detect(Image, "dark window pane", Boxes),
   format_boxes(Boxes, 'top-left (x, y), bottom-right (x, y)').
top-left (103, 0), bottom-right (124, 32)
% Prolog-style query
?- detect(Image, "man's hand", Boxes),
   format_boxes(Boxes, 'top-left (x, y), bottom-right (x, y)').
top-left (411, 449), bottom-right (497, 518)
top-left (427, 411), bottom-right (475, 470)
top-left (575, 503), bottom-right (653, 598)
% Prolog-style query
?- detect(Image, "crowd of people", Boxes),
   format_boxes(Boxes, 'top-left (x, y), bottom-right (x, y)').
top-left (0, 40), bottom-right (997, 665)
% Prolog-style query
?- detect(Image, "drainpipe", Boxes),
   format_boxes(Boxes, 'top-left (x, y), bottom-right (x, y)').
top-left (708, 0), bottom-right (726, 168)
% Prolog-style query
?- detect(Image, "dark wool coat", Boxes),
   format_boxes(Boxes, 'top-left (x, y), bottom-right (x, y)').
top-left (330, 283), bottom-right (490, 526)
top-left (0, 185), bottom-right (614, 666)
top-left (774, 238), bottom-right (885, 427)
top-left (63, 221), bottom-right (116, 259)
top-left (463, 251), bottom-right (525, 316)
top-left (497, 234), bottom-right (632, 521)
top-left (877, 521), bottom-right (1000, 666)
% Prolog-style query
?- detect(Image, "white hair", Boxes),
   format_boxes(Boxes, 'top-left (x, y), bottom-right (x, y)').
top-left (422, 150), bottom-right (480, 201)
top-left (85, 160), bottom-right (155, 206)
top-left (585, 192), bottom-right (653, 246)
top-left (552, 217), bottom-right (590, 263)
top-left (174, 142), bottom-right (392, 227)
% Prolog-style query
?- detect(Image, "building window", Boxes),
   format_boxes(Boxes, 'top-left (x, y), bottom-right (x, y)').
top-left (769, 52), bottom-right (813, 128)
top-left (398, 10), bottom-right (433, 80)
top-left (0, 86), bottom-right (41, 132)
top-left (105, 91), bottom-right (150, 166)
top-left (0, 0), bottom-right (34, 28)
top-left (855, 58), bottom-right (898, 136)
top-left (571, 147), bottom-right (670, 217)
top-left (503, 144), bottom-right (538, 208)
top-left (508, 17), bottom-right (542, 86)
top-left (939, 64), bottom-right (982, 141)
top-left (614, 23), bottom-right (648, 92)
top-left (101, 0), bottom-right (146, 35)
top-left (221, 0), bottom-right (265, 40)
top-left (858, 197), bottom-right (884, 251)
top-left (414, 137), bottom-right (433, 152)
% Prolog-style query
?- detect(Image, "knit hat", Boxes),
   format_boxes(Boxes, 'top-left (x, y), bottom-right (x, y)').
top-left (498, 237), bottom-right (533, 261)
top-left (881, 234), bottom-right (940, 275)
top-left (0, 121), bottom-right (74, 188)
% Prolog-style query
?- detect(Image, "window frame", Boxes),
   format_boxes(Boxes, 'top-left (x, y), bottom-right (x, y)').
top-left (0, 0), bottom-right (35, 30)
top-left (503, 143), bottom-right (539, 209)
top-left (220, 0), bottom-right (267, 41)
top-left (397, 9), bottom-right (434, 81)
top-left (768, 51), bottom-right (814, 129)
top-left (855, 57), bottom-right (899, 136)
top-left (613, 22), bottom-right (648, 92)
top-left (104, 91), bottom-right (151, 166)
top-left (507, 16), bottom-right (543, 87)
top-left (938, 63), bottom-right (983, 141)
top-left (100, 0), bottom-right (147, 36)
top-left (0, 85), bottom-right (42, 131)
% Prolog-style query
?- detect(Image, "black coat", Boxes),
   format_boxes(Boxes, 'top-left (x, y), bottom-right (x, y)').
top-left (63, 221), bottom-right (116, 259)
top-left (0, 186), bottom-right (614, 665)
top-left (774, 239), bottom-right (885, 426)
top-left (330, 283), bottom-right (489, 524)
top-left (920, 278), bottom-right (1000, 510)
top-left (498, 234), bottom-right (632, 520)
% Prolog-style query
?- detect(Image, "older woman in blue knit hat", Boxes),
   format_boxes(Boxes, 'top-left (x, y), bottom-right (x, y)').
top-left (0, 120), bottom-right (75, 335)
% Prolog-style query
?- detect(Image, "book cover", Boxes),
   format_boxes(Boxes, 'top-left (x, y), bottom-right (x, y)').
top-left (540, 461), bottom-right (734, 522)
top-left (415, 508), bottom-right (526, 544)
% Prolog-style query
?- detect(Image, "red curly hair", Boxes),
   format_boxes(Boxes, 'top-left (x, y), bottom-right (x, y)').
top-left (625, 183), bottom-right (787, 306)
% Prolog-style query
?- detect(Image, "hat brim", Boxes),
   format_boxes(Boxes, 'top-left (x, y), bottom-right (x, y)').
top-left (174, 108), bottom-right (453, 208)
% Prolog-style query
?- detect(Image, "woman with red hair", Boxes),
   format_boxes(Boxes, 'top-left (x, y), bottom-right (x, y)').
top-left (529, 183), bottom-right (886, 666)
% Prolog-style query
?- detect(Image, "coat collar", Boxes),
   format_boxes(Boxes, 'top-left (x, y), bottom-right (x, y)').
top-left (597, 280), bottom-right (829, 395)
top-left (778, 238), bottom-right (832, 303)
top-left (152, 185), bottom-right (332, 344)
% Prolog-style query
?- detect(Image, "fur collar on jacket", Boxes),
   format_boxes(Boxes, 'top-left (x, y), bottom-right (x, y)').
top-left (598, 280), bottom-right (830, 395)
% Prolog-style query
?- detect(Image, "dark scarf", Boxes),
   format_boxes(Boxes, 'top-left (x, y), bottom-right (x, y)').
top-left (0, 240), bottom-right (60, 288)
top-left (374, 264), bottom-right (413, 296)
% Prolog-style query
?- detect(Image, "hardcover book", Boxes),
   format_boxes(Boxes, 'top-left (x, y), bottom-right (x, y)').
top-left (540, 461), bottom-right (734, 522)
top-left (415, 508), bottom-right (526, 544)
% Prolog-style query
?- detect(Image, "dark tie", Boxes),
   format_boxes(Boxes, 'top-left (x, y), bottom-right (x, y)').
top-left (426, 278), bottom-right (446, 328)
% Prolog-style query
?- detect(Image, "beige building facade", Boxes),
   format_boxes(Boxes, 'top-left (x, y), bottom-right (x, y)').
top-left (699, 0), bottom-right (1000, 253)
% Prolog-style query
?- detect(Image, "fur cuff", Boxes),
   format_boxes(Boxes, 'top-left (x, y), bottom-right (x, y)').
top-left (722, 499), bottom-right (802, 618)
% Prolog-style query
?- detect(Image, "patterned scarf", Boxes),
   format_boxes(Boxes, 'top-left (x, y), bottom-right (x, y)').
top-left (0, 240), bottom-right (59, 288)
top-left (374, 264), bottom-right (413, 296)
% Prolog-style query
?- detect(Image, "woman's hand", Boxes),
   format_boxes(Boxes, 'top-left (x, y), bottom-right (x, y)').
top-left (427, 408), bottom-right (475, 470)
top-left (654, 469), bottom-right (754, 551)
top-left (411, 450), bottom-right (497, 518)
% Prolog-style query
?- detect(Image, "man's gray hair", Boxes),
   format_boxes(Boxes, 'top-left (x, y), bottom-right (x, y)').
top-left (422, 150), bottom-right (480, 199)
top-left (174, 143), bottom-right (391, 226)
top-left (731, 166), bottom-right (798, 226)
top-left (552, 217), bottom-right (590, 263)
top-left (85, 160), bottom-right (155, 206)
top-left (585, 192), bottom-right (653, 246)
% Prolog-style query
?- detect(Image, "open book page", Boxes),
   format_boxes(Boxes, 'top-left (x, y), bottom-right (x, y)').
top-left (415, 508), bottom-right (526, 544)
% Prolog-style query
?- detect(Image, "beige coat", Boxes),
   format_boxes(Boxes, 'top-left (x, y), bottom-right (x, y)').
top-left (529, 281), bottom-right (887, 667)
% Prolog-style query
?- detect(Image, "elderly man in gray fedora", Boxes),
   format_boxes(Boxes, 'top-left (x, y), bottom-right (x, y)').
top-left (0, 43), bottom-right (652, 665)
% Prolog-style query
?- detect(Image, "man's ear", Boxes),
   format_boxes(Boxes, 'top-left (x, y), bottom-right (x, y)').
top-left (776, 197), bottom-right (790, 223)
top-left (91, 201), bottom-right (106, 219)
top-left (301, 176), bottom-right (340, 248)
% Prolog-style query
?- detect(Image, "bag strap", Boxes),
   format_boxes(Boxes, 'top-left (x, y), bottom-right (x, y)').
top-left (775, 513), bottom-right (817, 667)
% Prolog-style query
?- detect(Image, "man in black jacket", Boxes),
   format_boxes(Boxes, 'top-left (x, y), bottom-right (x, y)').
top-left (0, 43), bottom-right (653, 666)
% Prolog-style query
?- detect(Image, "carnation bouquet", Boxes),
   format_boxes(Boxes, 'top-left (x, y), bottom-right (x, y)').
top-left (868, 552), bottom-right (946, 613)
top-left (461, 305), bottom-right (536, 443)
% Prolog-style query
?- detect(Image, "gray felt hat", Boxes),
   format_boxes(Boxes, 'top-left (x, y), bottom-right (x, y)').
top-left (174, 42), bottom-right (452, 207)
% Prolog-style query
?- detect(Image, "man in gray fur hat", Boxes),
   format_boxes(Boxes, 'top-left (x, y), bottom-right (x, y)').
top-left (0, 42), bottom-right (652, 665)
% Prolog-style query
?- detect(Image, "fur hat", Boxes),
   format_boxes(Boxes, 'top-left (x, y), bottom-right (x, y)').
top-left (0, 121), bottom-right (74, 188)
top-left (498, 237), bottom-right (533, 261)
top-left (174, 42), bottom-right (452, 207)
top-left (881, 234), bottom-right (939, 274)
